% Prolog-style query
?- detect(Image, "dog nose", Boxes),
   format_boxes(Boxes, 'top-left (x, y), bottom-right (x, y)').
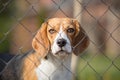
top-left (57, 39), bottom-right (67, 47)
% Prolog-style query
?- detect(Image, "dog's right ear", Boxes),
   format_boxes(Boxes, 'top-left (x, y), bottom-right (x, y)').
top-left (72, 20), bottom-right (89, 56)
top-left (32, 22), bottom-right (50, 58)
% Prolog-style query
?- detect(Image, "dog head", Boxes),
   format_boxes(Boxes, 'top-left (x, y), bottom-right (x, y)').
top-left (32, 18), bottom-right (89, 58)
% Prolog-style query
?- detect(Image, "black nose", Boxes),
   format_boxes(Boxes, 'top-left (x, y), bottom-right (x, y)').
top-left (57, 39), bottom-right (67, 47)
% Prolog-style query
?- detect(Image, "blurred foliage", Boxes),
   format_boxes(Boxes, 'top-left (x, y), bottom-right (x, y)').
top-left (76, 53), bottom-right (120, 80)
top-left (0, 0), bottom-right (16, 53)
top-left (0, 15), bottom-right (13, 53)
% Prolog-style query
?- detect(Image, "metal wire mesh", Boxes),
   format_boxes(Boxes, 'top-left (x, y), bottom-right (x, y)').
top-left (0, 0), bottom-right (120, 80)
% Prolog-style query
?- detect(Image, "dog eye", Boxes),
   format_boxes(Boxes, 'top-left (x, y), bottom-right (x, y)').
top-left (67, 28), bottom-right (75, 33)
top-left (49, 29), bottom-right (56, 34)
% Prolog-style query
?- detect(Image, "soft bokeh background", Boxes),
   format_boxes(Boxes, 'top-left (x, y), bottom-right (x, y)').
top-left (0, 0), bottom-right (120, 80)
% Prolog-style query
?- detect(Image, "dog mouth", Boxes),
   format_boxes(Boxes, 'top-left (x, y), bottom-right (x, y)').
top-left (57, 49), bottom-right (65, 52)
top-left (55, 49), bottom-right (70, 57)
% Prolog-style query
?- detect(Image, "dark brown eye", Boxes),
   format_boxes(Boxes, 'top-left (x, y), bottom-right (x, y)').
top-left (49, 29), bottom-right (56, 34)
top-left (67, 28), bottom-right (75, 33)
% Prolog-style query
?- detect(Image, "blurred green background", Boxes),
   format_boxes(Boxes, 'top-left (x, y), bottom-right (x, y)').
top-left (0, 0), bottom-right (15, 53)
top-left (76, 53), bottom-right (120, 80)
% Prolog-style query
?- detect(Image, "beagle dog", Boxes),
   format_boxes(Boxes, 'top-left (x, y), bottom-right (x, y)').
top-left (1, 18), bottom-right (89, 80)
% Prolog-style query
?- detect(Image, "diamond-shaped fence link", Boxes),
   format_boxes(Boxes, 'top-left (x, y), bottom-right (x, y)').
top-left (0, 0), bottom-right (120, 80)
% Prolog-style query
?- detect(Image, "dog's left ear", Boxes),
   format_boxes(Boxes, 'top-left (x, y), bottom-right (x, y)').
top-left (73, 20), bottom-right (89, 56)
top-left (32, 22), bottom-right (50, 58)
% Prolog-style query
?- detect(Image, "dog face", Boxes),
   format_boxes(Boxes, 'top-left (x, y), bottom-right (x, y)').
top-left (47, 18), bottom-right (79, 56)
top-left (32, 18), bottom-right (89, 58)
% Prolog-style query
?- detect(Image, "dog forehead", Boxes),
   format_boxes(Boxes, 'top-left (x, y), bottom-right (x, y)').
top-left (47, 18), bottom-right (73, 29)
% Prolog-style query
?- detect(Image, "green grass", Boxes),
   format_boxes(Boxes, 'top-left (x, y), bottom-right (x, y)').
top-left (76, 53), bottom-right (120, 80)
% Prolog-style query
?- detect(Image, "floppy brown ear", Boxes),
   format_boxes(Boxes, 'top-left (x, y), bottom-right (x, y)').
top-left (32, 22), bottom-right (50, 58)
top-left (73, 21), bottom-right (89, 56)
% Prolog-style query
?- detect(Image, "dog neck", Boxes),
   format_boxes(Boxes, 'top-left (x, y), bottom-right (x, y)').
top-left (35, 53), bottom-right (72, 80)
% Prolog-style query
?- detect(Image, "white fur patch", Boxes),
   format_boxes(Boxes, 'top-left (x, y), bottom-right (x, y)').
top-left (35, 55), bottom-right (72, 80)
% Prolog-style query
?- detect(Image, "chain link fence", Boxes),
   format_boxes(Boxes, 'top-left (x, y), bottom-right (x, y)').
top-left (0, 0), bottom-right (120, 80)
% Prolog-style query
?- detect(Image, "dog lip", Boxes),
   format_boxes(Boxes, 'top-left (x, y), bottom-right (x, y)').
top-left (55, 49), bottom-right (70, 55)
top-left (56, 49), bottom-right (64, 54)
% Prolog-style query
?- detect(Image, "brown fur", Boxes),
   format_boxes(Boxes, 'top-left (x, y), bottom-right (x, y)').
top-left (32, 22), bottom-right (50, 58)
top-left (72, 20), bottom-right (89, 55)
top-left (22, 53), bottom-right (40, 80)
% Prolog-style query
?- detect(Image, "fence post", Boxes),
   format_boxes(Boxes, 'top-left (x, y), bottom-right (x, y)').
top-left (72, 0), bottom-right (82, 79)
